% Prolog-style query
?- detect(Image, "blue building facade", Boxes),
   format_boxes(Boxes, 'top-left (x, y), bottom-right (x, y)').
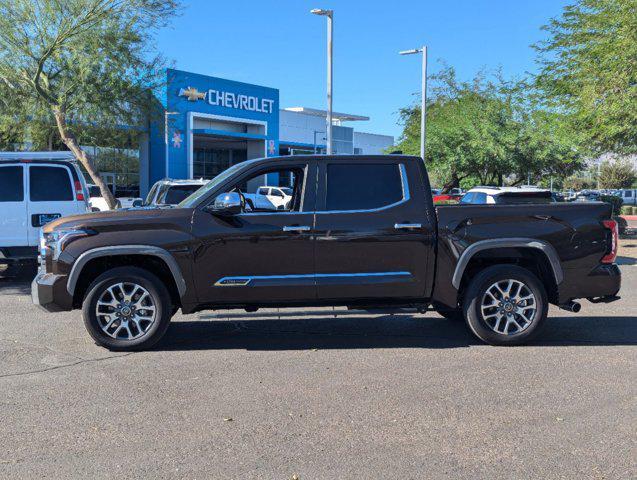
top-left (149, 69), bottom-right (279, 188)
top-left (139, 68), bottom-right (394, 196)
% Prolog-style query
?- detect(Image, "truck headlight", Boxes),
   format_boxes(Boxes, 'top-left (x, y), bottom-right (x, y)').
top-left (40, 228), bottom-right (96, 260)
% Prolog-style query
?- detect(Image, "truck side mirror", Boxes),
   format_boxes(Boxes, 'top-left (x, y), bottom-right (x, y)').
top-left (206, 192), bottom-right (243, 216)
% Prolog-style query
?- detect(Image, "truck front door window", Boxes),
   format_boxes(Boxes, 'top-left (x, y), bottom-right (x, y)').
top-left (225, 167), bottom-right (303, 213)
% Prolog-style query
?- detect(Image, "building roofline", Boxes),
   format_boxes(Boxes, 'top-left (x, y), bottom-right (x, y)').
top-left (283, 107), bottom-right (369, 122)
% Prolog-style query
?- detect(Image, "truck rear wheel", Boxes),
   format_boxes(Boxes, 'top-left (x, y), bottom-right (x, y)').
top-left (82, 267), bottom-right (173, 351)
top-left (463, 265), bottom-right (548, 346)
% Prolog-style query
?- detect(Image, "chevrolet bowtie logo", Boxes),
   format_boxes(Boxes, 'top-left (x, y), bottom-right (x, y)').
top-left (178, 86), bottom-right (206, 102)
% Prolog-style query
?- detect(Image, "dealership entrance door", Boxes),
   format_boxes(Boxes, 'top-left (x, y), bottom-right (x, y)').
top-left (192, 135), bottom-right (254, 179)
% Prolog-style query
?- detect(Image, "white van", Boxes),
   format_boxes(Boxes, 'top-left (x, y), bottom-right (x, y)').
top-left (0, 152), bottom-right (89, 268)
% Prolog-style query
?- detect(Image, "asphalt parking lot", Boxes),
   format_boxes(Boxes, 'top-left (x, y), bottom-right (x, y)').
top-left (1, 259), bottom-right (636, 479)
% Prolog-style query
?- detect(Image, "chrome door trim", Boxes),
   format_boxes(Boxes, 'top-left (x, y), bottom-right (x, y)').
top-left (394, 223), bottom-right (422, 230)
top-left (282, 225), bottom-right (311, 232)
top-left (214, 271), bottom-right (412, 287)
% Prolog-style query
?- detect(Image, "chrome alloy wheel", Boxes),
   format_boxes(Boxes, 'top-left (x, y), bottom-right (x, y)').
top-left (480, 279), bottom-right (537, 336)
top-left (95, 282), bottom-right (157, 340)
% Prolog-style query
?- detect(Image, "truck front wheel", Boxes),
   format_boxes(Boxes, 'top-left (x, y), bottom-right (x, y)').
top-left (82, 267), bottom-right (173, 351)
top-left (463, 265), bottom-right (548, 346)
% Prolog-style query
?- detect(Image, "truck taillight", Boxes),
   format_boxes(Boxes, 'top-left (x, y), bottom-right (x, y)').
top-left (601, 219), bottom-right (618, 264)
top-left (74, 181), bottom-right (85, 201)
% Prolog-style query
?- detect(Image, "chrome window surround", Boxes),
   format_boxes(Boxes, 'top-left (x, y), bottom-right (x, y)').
top-left (233, 163), bottom-right (409, 216)
top-left (317, 163), bottom-right (409, 215)
top-left (235, 163), bottom-right (309, 216)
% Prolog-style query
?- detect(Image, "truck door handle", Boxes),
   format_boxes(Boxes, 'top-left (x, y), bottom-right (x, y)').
top-left (283, 225), bottom-right (311, 232)
top-left (394, 223), bottom-right (422, 230)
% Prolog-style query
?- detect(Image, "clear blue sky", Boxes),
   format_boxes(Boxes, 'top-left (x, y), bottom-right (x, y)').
top-left (156, 0), bottom-right (571, 139)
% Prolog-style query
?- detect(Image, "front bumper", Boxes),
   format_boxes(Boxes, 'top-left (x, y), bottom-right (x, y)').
top-left (31, 271), bottom-right (73, 312)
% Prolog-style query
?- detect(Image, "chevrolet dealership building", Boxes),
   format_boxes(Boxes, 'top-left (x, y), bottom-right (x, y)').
top-left (137, 69), bottom-right (394, 195)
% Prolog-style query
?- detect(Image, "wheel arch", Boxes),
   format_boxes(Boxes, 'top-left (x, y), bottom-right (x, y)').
top-left (452, 238), bottom-right (562, 303)
top-left (68, 245), bottom-right (186, 306)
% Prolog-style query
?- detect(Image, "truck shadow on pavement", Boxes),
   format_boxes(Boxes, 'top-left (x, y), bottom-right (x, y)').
top-left (0, 278), bottom-right (32, 295)
top-left (156, 313), bottom-right (637, 351)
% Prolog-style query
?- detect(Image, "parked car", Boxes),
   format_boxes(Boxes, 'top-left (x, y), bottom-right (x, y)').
top-left (433, 193), bottom-right (462, 203)
top-left (575, 190), bottom-right (602, 202)
top-left (0, 153), bottom-right (89, 270)
top-left (33, 155), bottom-right (620, 351)
top-left (551, 192), bottom-right (565, 202)
top-left (87, 184), bottom-right (110, 212)
top-left (615, 188), bottom-right (636, 206)
top-left (460, 186), bottom-right (553, 204)
top-left (87, 184), bottom-right (143, 211)
top-left (145, 178), bottom-right (208, 206)
top-left (244, 186), bottom-right (293, 211)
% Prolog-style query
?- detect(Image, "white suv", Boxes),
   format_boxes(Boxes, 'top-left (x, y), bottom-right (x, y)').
top-left (0, 152), bottom-right (89, 269)
top-left (145, 178), bottom-right (208, 206)
top-left (460, 186), bottom-right (554, 204)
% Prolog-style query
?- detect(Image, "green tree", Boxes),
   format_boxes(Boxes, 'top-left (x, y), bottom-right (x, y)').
top-left (535, 0), bottom-right (637, 154)
top-left (563, 175), bottom-right (594, 191)
top-left (598, 159), bottom-right (636, 188)
top-left (395, 67), bottom-right (583, 191)
top-left (0, 0), bottom-right (178, 208)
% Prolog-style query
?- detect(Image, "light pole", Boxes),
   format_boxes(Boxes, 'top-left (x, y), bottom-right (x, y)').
top-left (311, 8), bottom-right (333, 155)
top-left (164, 111), bottom-right (178, 178)
top-left (399, 46), bottom-right (427, 160)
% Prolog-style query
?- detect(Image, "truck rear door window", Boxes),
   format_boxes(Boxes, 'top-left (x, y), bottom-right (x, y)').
top-left (29, 166), bottom-right (73, 201)
top-left (325, 163), bottom-right (403, 211)
top-left (0, 166), bottom-right (24, 202)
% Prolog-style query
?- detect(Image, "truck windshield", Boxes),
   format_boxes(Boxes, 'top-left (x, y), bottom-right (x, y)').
top-left (177, 158), bottom-right (262, 208)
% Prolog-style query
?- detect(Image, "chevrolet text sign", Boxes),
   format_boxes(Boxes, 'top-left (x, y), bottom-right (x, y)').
top-left (208, 89), bottom-right (274, 114)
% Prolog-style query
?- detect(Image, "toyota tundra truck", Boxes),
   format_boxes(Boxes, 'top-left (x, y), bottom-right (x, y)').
top-left (32, 155), bottom-right (621, 350)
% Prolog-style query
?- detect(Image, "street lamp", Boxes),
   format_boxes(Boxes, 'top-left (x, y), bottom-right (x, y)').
top-left (164, 111), bottom-right (178, 178)
top-left (399, 46), bottom-right (427, 161)
top-left (311, 8), bottom-right (333, 155)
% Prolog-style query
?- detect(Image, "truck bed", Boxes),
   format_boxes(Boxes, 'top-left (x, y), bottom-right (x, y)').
top-left (432, 201), bottom-right (616, 307)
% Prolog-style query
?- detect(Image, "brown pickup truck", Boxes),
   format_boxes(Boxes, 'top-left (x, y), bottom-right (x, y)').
top-left (33, 155), bottom-right (621, 350)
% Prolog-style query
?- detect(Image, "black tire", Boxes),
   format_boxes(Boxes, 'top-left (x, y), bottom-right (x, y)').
top-left (462, 265), bottom-right (548, 346)
top-left (82, 266), bottom-right (173, 351)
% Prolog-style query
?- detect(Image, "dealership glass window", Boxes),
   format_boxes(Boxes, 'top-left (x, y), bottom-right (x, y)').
top-left (324, 163), bottom-right (403, 211)
top-left (0, 166), bottom-right (24, 202)
top-left (79, 146), bottom-right (141, 198)
top-left (29, 166), bottom-right (73, 201)
top-left (193, 148), bottom-right (248, 180)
